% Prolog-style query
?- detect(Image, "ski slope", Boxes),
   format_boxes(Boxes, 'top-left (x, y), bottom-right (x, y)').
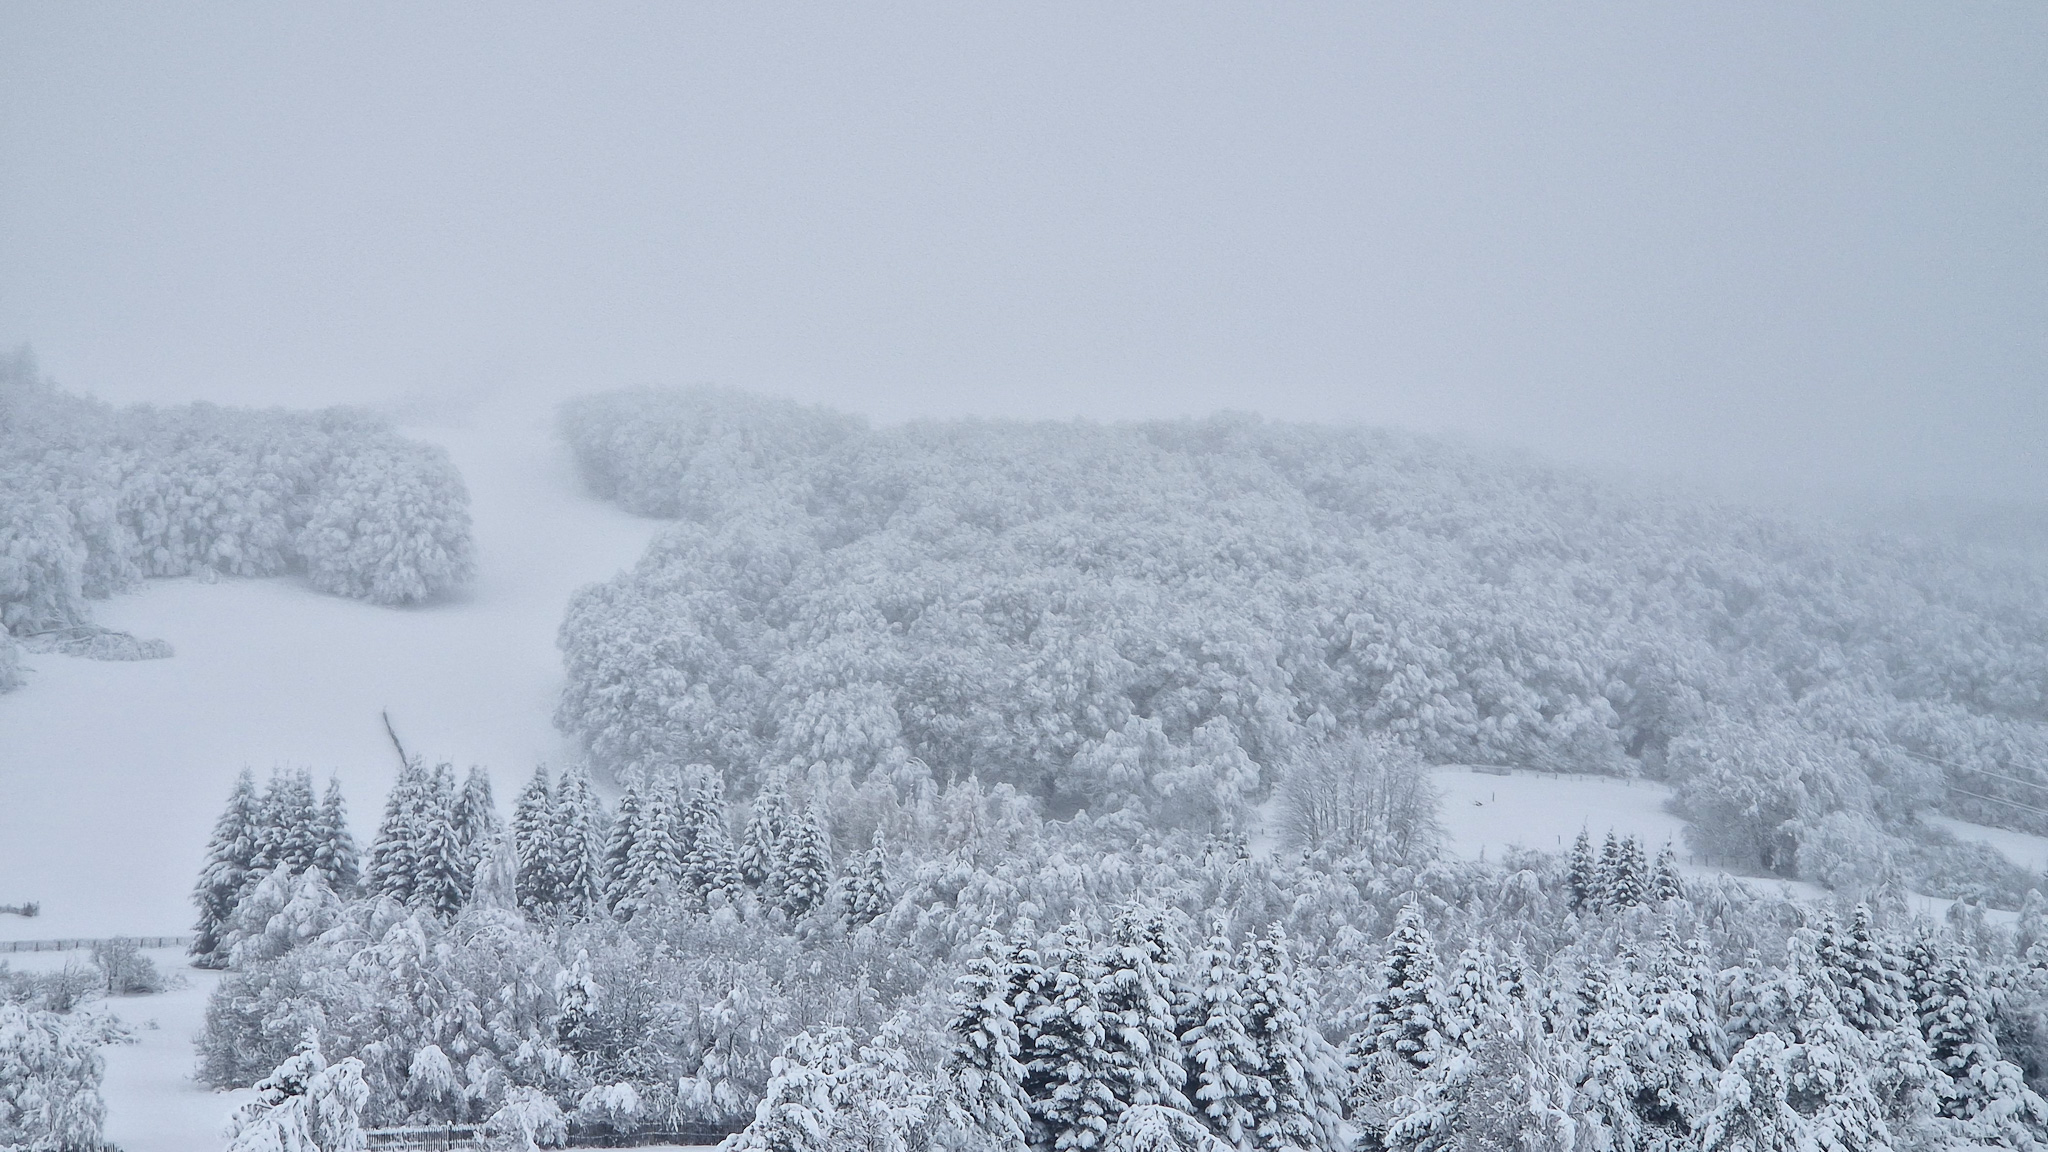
top-left (0, 394), bottom-right (663, 941)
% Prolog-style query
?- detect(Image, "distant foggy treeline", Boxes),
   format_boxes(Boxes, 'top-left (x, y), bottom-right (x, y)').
top-left (556, 387), bottom-right (2048, 891)
top-left (0, 350), bottom-right (474, 685)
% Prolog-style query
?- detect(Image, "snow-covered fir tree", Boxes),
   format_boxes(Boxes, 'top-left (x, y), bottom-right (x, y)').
top-left (774, 809), bottom-right (832, 920)
top-left (550, 765), bottom-right (607, 918)
top-left (451, 765), bottom-right (500, 886)
top-left (1355, 904), bottom-right (1442, 1077)
top-left (409, 764), bottom-right (470, 918)
top-left (367, 759), bottom-right (429, 905)
top-left (950, 928), bottom-right (1033, 1151)
top-left (225, 1034), bottom-right (370, 1152)
top-left (600, 782), bottom-right (640, 913)
top-left (1567, 830), bottom-right (1598, 913)
top-left (1181, 924), bottom-right (1260, 1150)
top-left (1238, 929), bottom-right (1335, 1152)
top-left (1097, 910), bottom-right (1190, 1115)
top-left (678, 782), bottom-right (739, 912)
top-left (841, 828), bottom-right (893, 927)
top-left (511, 766), bottom-right (557, 918)
top-left (739, 786), bottom-right (787, 895)
top-left (619, 770), bottom-right (686, 917)
top-left (192, 769), bottom-right (264, 967)
top-left (311, 776), bottom-right (359, 894)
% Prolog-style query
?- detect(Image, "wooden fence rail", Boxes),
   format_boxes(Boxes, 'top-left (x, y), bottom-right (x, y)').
top-left (364, 1125), bottom-right (729, 1150)
top-left (0, 935), bottom-right (191, 954)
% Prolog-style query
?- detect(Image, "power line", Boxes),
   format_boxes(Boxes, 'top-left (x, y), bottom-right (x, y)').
top-left (1945, 785), bottom-right (2048, 820)
top-left (1900, 749), bottom-right (2048, 796)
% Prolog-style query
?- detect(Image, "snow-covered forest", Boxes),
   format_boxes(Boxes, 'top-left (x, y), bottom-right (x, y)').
top-left (179, 744), bottom-right (2048, 1152)
top-left (555, 387), bottom-right (2048, 904)
top-left (0, 349), bottom-right (474, 686)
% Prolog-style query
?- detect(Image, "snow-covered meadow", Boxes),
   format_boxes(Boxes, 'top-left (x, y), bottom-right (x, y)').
top-left (0, 396), bottom-right (661, 941)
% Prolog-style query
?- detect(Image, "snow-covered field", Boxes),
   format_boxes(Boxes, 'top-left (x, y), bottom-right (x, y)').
top-left (1926, 813), bottom-right (2048, 876)
top-left (0, 395), bottom-right (662, 941)
top-left (1430, 766), bottom-right (1694, 864)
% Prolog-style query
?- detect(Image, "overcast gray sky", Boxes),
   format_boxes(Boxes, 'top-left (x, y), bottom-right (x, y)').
top-left (2, 3), bottom-right (2043, 508)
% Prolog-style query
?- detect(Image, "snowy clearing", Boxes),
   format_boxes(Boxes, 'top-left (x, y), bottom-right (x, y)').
top-left (1430, 767), bottom-right (1692, 864)
top-left (0, 397), bottom-right (662, 940)
top-left (1924, 814), bottom-right (2048, 876)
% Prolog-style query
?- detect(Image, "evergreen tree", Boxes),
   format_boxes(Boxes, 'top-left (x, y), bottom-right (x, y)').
top-left (840, 829), bottom-right (892, 927)
top-left (511, 766), bottom-right (556, 917)
top-left (1239, 929), bottom-right (1324, 1152)
top-left (950, 928), bottom-right (1033, 1151)
top-left (774, 810), bottom-right (832, 920)
top-left (679, 784), bottom-right (740, 912)
top-left (192, 769), bottom-right (263, 967)
top-left (261, 769), bottom-right (322, 877)
top-left (311, 776), bottom-right (359, 894)
top-left (1699, 1034), bottom-right (1805, 1152)
top-left (1028, 924), bottom-right (1120, 1152)
top-left (1597, 831), bottom-right (1624, 910)
top-left (1356, 903), bottom-right (1442, 1075)
top-left (601, 784), bottom-right (640, 913)
top-left (739, 788), bottom-right (786, 894)
top-left (1567, 830), bottom-right (1598, 913)
top-left (1182, 925), bottom-right (1260, 1150)
top-left (1819, 903), bottom-right (1909, 1036)
top-left (1436, 946), bottom-right (1500, 1056)
top-left (1608, 835), bottom-right (1647, 909)
top-left (620, 771), bottom-right (686, 917)
top-left (451, 766), bottom-right (500, 883)
top-left (410, 763), bottom-right (469, 917)
top-left (551, 765), bottom-right (607, 918)
top-left (367, 758), bottom-right (429, 904)
top-left (1098, 910), bottom-right (1190, 1114)
top-left (1652, 843), bottom-right (1684, 903)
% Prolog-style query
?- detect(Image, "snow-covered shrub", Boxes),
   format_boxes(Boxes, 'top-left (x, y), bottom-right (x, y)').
top-left (224, 1035), bottom-right (371, 1152)
top-left (87, 937), bottom-right (165, 996)
top-left (0, 1002), bottom-right (123, 1152)
top-left (484, 1086), bottom-right (566, 1150)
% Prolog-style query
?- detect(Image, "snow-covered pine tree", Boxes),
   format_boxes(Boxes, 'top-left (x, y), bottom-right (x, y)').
top-left (1182, 924), bottom-right (1260, 1150)
top-left (1097, 909), bottom-right (1190, 1114)
top-left (311, 775), bottom-right (359, 894)
top-left (739, 787), bottom-right (787, 895)
top-left (262, 769), bottom-right (323, 876)
top-left (679, 783), bottom-right (739, 912)
top-left (551, 765), bottom-right (607, 918)
top-left (1698, 1034), bottom-right (1805, 1152)
top-left (367, 758), bottom-right (429, 905)
top-left (451, 765), bottom-right (500, 885)
top-left (950, 928), bottom-right (1033, 1151)
top-left (1028, 924), bottom-right (1120, 1152)
top-left (1652, 843), bottom-right (1683, 904)
top-left (410, 763), bottom-right (469, 918)
top-left (1356, 903), bottom-right (1442, 1075)
top-left (192, 769), bottom-right (264, 967)
top-left (511, 766), bottom-right (556, 918)
top-left (1436, 946), bottom-right (1500, 1057)
top-left (1238, 928), bottom-right (1329, 1152)
top-left (1910, 930), bottom-right (2048, 1131)
top-left (1819, 903), bottom-right (1909, 1036)
top-left (620, 770), bottom-right (686, 917)
top-left (775, 810), bottom-right (832, 920)
top-left (840, 828), bottom-right (892, 928)
top-left (1597, 832), bottom-right (1624, 911)
top-left (601, 783), bottom-right (640, 913)
top-left (1567, 830), bottom-right (1598, 913)
top-left (1609, 836), bottom-right (1648, 909)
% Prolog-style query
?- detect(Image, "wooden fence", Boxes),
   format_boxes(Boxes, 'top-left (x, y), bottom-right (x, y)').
top-left (0, 935), bottom-right (191, 954)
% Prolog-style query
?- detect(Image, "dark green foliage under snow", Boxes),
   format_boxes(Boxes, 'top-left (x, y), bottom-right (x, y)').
top-left (555, 387), bottom-right (2048, 899)
top-left (0, 348), bottom-right (474, 673)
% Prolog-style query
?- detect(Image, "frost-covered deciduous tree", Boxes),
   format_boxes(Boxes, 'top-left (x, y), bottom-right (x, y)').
top-left (224, 1035), bottom-right (371, 1152)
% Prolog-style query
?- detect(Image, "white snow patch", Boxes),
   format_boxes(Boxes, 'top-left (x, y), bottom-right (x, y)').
top-left (0, 397), bottom-right (664, 940)
top-left (1431, 767), bottom-right (1694, 864)
top-left (1924, 814), bottom-right (2048, 875)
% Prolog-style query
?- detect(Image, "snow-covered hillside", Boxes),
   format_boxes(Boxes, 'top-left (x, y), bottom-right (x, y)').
top-left (0, 396), bottom-right (661, 940)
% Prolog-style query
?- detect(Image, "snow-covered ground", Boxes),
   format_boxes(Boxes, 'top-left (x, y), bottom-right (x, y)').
top-left (3, 946), bottom-right (249, 1151)
top-left (1431, 767), bottom-right (1693, 864)
top-left (0, 395), bottom-right (663, 941)
top-left (1925, 813), bottom-right (2048, 876)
